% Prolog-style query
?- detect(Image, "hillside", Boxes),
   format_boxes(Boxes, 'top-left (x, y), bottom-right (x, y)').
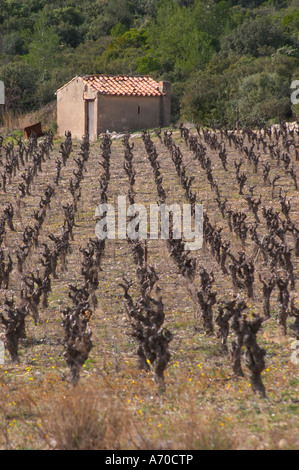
top-left (0, 123), bottom-right (298, 450)
top-left (0, 0), bottom-right (299, 128)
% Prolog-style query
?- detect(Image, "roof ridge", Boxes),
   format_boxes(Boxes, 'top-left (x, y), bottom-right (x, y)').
top-left (81, 73), bottom-right (152, 77)
top-left (57, 74), bottom-right (165, 97)
top-left (80, 74), bottom-right (163, 97)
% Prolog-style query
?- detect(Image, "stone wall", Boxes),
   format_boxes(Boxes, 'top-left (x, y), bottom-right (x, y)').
top-left (97, 95), bottom-right (162, 134)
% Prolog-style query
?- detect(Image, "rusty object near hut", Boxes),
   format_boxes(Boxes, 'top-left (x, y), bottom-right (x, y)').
top-left (24, 122), bottom-right (44, 139)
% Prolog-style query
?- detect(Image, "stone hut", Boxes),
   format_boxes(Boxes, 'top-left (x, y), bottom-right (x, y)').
top-left (56, 74), bottom-right (171, 140)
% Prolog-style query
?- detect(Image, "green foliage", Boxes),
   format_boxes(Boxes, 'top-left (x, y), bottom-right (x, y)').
top-left (182, 52), bottom-right (299, 127)
top-left (181, 72), bottom-right (227, 125)
top-left (221, 14), bottom-right (293, 57)
top-left (0, 60), bottom-right (39, 112)
top-left (22, 11), bottom-right (62, 107)
top-left (111, 23), bottom-right (128, 38)
top-left (101, 28), bottom-right (149, 74)
top-left (0, 0), bottom-right (298, 126)
top-left (136, 52), bottom-right (161, 75)
top-left (236, 72), bottom-right (292, 125)
top-left (26, 12), bottom-right (61, 70)
top-left (147, 0), bottom-right (215, 79)
top-left (2, 32), bottom-right (25, 55)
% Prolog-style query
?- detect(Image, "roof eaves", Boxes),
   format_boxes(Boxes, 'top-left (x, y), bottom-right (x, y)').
top-left (58, 74), bottom-right (165, 97)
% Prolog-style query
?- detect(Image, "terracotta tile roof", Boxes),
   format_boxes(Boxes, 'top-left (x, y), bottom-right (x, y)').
top-left (81, 74), bottom-right (164, 96)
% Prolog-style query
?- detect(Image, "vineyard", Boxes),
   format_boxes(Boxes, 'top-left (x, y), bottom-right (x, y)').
top-left (0, 121), bottom-right (298, 450)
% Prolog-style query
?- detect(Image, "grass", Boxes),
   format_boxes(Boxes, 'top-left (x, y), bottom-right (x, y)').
top-left (0, 122), bottom-right (298, 450)
top-left (0, 101), bottom-right (57, 136)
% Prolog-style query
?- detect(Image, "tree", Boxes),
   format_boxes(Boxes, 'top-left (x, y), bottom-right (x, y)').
top-left (221, 14), bottom-right (292, 57)
top-left (100, 28), bottom-right (149, 74)
top-left (235, 71), bottom-right (292, 125)
top-left (26, 11), bottom-right (61, 106)
top-left (48, 6), bottom-right (85, 48)
top-left (147, 0), bottom-right (215, 80)
top-left (3, 32), bottom-right (25, 55)
top-left (0, 60), bottom-right (39, 112)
